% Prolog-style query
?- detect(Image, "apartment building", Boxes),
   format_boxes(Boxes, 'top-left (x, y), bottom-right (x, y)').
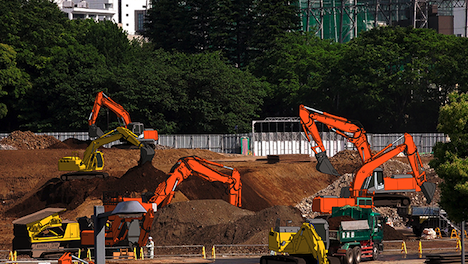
top-left (55, 0), bottom-right (149, 36)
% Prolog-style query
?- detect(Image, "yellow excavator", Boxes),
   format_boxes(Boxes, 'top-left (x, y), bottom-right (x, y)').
top-left (58, 127), bottom-right (155, 180)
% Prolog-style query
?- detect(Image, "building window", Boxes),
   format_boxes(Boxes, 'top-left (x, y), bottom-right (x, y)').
top-left (135, 10), bottom-right (146, 34)
top-left (73, 13), bottom-right (86, 19)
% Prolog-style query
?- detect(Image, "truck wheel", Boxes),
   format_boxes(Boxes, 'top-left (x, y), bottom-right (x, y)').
top-left (372, 244), bottom-right (379, 260)
top-left (343, 248), bottom-right (353, 264)
top-left (352, 246), bottom-right (361, 264)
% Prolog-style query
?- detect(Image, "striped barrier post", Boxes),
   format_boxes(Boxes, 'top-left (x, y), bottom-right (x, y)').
top-left (418, 241), bottom-right (423, 258)
top-left (401, 241), bottom-right (407, 255)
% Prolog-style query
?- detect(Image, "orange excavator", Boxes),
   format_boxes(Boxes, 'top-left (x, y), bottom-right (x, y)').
top-left (80, 156), bottom-right (242, 248)
top-left (88, 91), bottom-right (158, 147)
top-left (299, 104), bottom-right (436, 214)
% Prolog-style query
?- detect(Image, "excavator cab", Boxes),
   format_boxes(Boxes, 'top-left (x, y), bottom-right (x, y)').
top-left (362, 168), bottom-right (385, 192)
top-left (127, 122), bottom-right (144, 136)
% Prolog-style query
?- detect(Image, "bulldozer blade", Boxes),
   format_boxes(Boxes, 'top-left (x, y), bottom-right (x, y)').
top-left (139, 145), bottom-right (155, 165)
top-left (89, 124), bottom-right (104, 138)
top-left (421, 181), bottom-right (436, 204)
top-left (315, 152), bottom-right (340, 177)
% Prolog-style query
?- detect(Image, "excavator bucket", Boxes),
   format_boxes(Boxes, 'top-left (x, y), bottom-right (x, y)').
top-left (315, 152), bottom-right (340, 177)
top-left (89, 124), bottom-right (104, 138)
top-left (138, 144), bottom-right (155, 166)
top-left (421, 182), bottom-right (436, 204)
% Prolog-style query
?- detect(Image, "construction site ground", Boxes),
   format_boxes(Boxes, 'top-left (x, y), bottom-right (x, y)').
top-left (0, 131), bottom-right (457, 263)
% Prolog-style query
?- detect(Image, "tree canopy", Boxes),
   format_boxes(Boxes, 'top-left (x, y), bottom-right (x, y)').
top-left (430, 92), bottom-right (468, 222)
top-left (1, 0), bottom-right (468, 136)
top-left (144, 0), bottom-right (301, 67)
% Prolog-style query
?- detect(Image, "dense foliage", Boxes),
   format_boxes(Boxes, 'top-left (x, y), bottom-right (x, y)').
top-left (430, 92), bottom-right (468, 222)
top-left (144, 0), bottom-right (301, 67)
top-left (1, 0), bottom-right (468, 135)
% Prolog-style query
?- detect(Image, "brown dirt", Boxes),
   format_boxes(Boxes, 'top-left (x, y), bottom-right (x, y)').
top-left (0, 131), bottom-right (443, 253)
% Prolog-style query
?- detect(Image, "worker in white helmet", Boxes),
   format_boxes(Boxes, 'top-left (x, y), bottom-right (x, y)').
top-left (146, 236), bottom-right (154, 258)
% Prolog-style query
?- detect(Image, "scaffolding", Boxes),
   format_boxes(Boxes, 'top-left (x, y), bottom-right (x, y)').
top-left (300, 0), bottom-right (467, 42)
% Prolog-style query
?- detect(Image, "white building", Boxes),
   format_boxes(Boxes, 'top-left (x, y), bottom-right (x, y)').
top-left (55, 0), bottom-right (149, 36)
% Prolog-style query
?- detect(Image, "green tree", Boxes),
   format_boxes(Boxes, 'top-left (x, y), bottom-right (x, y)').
top-left (70, 19), bottom-right (133, 67)
top-left (248, 32), bottom-right (342, 117)
top-left (250, 0), bottom-right (301, 52)
top-left (169, 52), bottom-right (267, 133)
top-left (0, 44), bottom-right (31, 127)
top-left (144, 0), bottom-right (302, 67)
top-left (112, 49), bottom-right (267, 134)
top-left (210, 0), bottom-right (256, 67)
top-left (19, 39), bottom-right (112, 131)
top-left (329, 26), bottom-right (464, 132)
top-left (430, 92), bottom-right (468, 222)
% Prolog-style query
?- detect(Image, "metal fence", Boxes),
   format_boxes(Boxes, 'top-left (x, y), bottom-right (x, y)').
top-left (251, 131), bottom-right (448, 157)
top-left (0, 131), bottom-right (447, 156)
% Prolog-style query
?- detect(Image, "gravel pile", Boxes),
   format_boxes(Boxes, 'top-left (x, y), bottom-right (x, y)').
top-left (295, 150), bottom-right (441, 228)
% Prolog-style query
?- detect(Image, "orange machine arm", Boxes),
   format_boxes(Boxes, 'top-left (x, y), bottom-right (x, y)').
top-left (88, 91), bottom-right (132, 127)
top-left (299, 104), bottom-right (373, 164)
top-left (149, 156), bottom-right (242, 208)
top-left (350, 133), bottom-right (427, 197)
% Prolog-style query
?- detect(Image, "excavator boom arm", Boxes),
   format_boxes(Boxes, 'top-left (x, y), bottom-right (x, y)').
top-left (81, 127), bottom-right (154, 168)
top-left (299, 105), bottom-right (373, 164)
top-left (351, 133), bottom-right (434, 203)
top-left (149, 156), bottom-right (242, 207)
top-left (88, 92), bottom-right (132, 127)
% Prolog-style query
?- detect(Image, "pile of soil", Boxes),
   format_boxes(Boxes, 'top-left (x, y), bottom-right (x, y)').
top-left (329, 150), bottom-right (363, 175)
top-left (327, 215), bottom-right (355, 230)
top-left (383, 224), bottom-right (407, 240)
top-left (4, 161), bottom-right (270, 218)
top-left (48, 138), bottom-right (91, 149)
top-left (0, 131), bottom-right (61, 150)
top-left (150, 200), bottom-right (304, 246)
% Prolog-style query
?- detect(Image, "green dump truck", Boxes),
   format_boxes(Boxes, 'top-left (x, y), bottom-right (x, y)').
top-left (260, 205), bottom-right (384, 264)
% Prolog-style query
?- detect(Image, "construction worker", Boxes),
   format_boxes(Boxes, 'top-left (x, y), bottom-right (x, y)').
top-left (146, 236), bottom-right (154, 259)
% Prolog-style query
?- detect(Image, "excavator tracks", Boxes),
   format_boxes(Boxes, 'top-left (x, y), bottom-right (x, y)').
top-left (60, 171), bottom-right (109, 181)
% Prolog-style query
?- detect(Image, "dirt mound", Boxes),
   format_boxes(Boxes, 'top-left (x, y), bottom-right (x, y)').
top-left (0, 131), bottom-right (61, 150)
top-left (4, 160), bottom-right (271, 219)
top-left (383, 224), bottom-right (407, 240)
top-left (329, 150), bottom-right (363, 175)
top-left (48, 138), bottom-right (91, 149)
top-left (150, 200), bottom-right (304, 246)
top-left (327, 215), bottom-right (355, 230)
